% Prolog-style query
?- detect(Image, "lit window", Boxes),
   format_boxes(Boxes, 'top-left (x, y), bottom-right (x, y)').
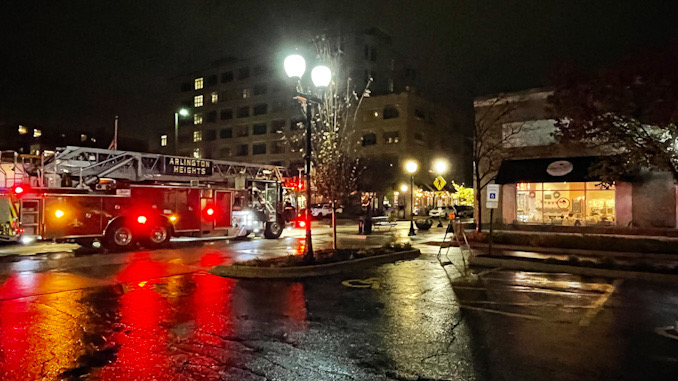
top-left (242, 88), bottom-right (250, 99)
top-left (160, 134), bottom-right (168, 146)
top-left (193, 148), bottom-right (201, 158)
top-left (33, 129), bottom-right (42, 138)
top-left (193, 131), bottom-right (202, 142)
top-left (211, 92), bottom-right (218, 103)
top-left (18, 125), bottom-right (28, 135)
top-left (81, 134), bottom-right (87, 142)
top-left (194, 95), bottom-right (204, 107)
top-left (194, 77), bottom-right (203, 90)
top-left (383, 131), bottom-right (399, 144)
top-left (194, 113), bottom-right (203, 125)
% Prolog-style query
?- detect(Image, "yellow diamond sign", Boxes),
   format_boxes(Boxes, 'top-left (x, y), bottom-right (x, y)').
top-left (433, 175), bottom-right (446, 191)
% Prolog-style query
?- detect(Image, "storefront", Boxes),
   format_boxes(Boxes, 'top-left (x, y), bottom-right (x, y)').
top-left (496, 156), bottom-right (618, 227)
top-left (516, 182), bottom-right (615, 226)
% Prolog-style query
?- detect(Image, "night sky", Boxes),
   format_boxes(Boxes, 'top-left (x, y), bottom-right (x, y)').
top-left (2, 0), bottom-right (678, 143)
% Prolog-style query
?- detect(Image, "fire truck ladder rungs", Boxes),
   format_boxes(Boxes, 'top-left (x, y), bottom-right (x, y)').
top-left (42, 146), bottom-right (284, 187)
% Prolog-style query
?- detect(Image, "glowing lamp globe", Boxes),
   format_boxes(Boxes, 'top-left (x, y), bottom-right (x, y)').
top-left (284, 54), bottom-right (306, 79)
top-left (405, 160), bottom-right (418, 174)
top-left (311, 65), bottom-right (332, 87)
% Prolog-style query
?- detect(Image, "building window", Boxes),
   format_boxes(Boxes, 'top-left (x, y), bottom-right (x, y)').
top-left (383, 131), bottom-right (399, 144)
top-left (18, 125), bottom-right (28, 134)
top-left (206, 111), bottom-right (217, 123)
top-left (211, 92), bottom-right (218, 103)
top-left (193, 148), bottom-right (201, 158)
top-left (503, 120), bottom-right (557, 148)
top-left (414, 108), bottom-right (425, 120)
top-left (237, 106), bottom-right (250, 118)
top-left (33, 129), bottom-right (42, 138)
top-left (220, 147), bottom-right (232, 158)
top-left (253, 123), bottom-right (267, 135)
top-left (194, 77), bottom-right (203, 90)
top-left (362, 133), bottom-right (377, 146)
top-left (271, 140), bottom-right (285, 154)
top-left (516, 182), bottom-right (616, 226)
top-left (271, 120), bottom-right (285, 134)
top-left (383, 105), bottom-right (399, 119)
top-left (252, 143), bottom-right (266, 155)
top-left (236, 125), bottom-right (249, 137)
top-left (236, 144), bottom-right (248, 156)
top-left (194, 95), bottom-right (204, 107)
top-left (204, 129), bottom-right (217, 141)
top-left (238, 67), bottom-right (250, 80)
top-left (254, 84), bottom-right (267, 96)
top-left (220, 128), bottom-right (233, 139)
top-left (193, 131), bottom-right (202, 142)
top-left (81, 134), bottom-right (88, 142)
top-left (194, 113), bottom-right (203, 125)
top-left (221, 71), bottom-right (233, 83)
top-left (414, 131), bottom-right (424, 144)
top-left (220, 109), bottom-right (233, 120)
top-left (160, 134), bottom-right (168, 147)
top-left (242, 88), bottom-right (250, 99)
top-left (253, 104), bottom-right (268, 116)
top-left (207, 75), bottom-right (217, 86)
top-left (290, 118), bottom-right (304, 131)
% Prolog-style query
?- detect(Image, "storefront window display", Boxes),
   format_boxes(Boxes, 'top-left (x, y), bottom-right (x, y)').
top-left (516, 182), bottom-right (615, 226)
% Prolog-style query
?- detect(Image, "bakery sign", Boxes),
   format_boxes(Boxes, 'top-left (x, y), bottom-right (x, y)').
top-left (163, 156), bottom-right (213, 176)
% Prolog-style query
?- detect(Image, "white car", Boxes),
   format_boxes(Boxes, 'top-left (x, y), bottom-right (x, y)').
top-left (310, 204), bottom-right (344, 217)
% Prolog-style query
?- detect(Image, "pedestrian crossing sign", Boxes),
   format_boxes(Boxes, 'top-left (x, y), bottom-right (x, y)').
top-left (433, 176), bottom-right (446, 191)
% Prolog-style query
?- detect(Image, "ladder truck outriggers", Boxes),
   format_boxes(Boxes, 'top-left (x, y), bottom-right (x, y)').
top-left (0, 146), bottom-right (287, 251)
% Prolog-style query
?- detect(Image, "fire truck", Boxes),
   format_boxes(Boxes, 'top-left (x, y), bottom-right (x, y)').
top-left (0, 146), bottom-right (287, 251)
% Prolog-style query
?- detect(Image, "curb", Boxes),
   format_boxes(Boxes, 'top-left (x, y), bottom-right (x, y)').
top-left (470, 243), bottom-right (678, 261)
top-left (209, 249), bottom-right (421, 279)
top-left (469, 255), bottom-right (678, 283)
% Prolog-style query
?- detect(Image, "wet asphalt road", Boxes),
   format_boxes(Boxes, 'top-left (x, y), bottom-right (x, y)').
top-left (1, 222), bottom-right (678, 380)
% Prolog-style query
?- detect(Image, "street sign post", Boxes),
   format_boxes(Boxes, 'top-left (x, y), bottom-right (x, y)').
top-left (485, 184), bottom-right (500, 255)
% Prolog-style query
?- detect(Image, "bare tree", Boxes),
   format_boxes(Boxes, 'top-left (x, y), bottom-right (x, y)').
top-left (281, 34), bottom-right (372, 249)
top-left (473, 98), bottom-right (524, 231)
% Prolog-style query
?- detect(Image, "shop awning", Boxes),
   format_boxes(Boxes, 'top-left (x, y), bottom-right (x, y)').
top-left (494, 156), bottom-right (599, 184)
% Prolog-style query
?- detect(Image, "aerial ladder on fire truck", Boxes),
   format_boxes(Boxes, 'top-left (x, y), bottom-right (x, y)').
top-left (1, 146), bottom-right (289, 250)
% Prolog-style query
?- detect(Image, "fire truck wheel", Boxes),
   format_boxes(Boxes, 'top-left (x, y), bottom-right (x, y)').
top-left (144, 222), bottom-right (172, 248)
top-left (264, 220), bottom-right (283, 239)
top-left (104, 221), bottom-right (136, 252)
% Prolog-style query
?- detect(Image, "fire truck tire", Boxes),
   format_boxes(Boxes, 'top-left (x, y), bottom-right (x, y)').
top-left (104, 220), bottom-right (136, 252)
top-left (264, 220), bottom-right (283, 239)
top-left (143, 222), bottom-right (173, 248)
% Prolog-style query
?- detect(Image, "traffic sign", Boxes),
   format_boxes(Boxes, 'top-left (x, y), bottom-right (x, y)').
top-left (433, 176), bottom-right (446, 191)
top-left (486, 184), bottom-right (500, 209)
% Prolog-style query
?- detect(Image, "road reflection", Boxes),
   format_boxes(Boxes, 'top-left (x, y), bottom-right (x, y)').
top-left (0, 258), bottom-right (308, 380)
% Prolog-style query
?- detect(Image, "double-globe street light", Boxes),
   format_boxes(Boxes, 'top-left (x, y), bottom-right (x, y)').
top-left (284, 54), bottom-right (332, 261)
top-left (174, 108), bottom-right (190, 154)
top-left (404, 160), bottom-right (419, 236)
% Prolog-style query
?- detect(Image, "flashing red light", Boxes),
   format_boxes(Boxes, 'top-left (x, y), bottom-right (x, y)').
top-left (12, 185), bottom-right (27, 196)
top-left (206, 208), bottom-right (214, 216)
top-left (137, 215), bottom-right (148, 224)
top-left (298, 220), bottom-right (306, 228)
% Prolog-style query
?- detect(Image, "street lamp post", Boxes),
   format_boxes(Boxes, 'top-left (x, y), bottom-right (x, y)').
top-left (432, 158), bottom-right (449, 227)
top-left (174, 108), bottom-right (189, 154)
top-left (405, 160), bottom-right (418, 236)
top-left (284, 54), bottom-right (332, 262)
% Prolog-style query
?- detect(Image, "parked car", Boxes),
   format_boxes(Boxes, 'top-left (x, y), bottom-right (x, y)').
top-left (310, 203), bottom-right (344, 217)
top-left (455, 205), bottom-right (474, 219)
top-left (428, 205), bottom-right (474, 219)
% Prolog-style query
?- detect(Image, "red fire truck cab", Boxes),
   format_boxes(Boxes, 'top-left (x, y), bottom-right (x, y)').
top-left (0, 147), bottom-right (286, 251)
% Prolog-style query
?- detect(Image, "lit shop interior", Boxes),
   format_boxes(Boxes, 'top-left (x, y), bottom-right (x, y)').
top-left (516, 182), bottom-right (615, 226)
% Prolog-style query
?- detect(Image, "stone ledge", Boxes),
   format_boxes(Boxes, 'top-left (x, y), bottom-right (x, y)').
top-left (470, 256), bottom-right (678, 283)
top-left (210, 249), bottom-right (421, 279)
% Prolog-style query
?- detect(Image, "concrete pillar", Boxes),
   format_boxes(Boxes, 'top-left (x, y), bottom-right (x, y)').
top-left (502, 184), bottom-right (516, 224)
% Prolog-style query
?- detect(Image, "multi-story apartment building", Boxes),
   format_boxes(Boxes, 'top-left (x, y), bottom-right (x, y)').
top-left (153, 28), bottom-right (470, 200)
